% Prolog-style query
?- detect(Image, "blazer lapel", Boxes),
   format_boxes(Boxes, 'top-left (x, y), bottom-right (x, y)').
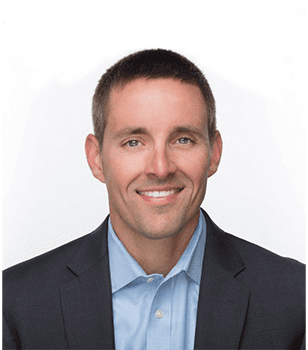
top-left (194, 211), bottom-right (250, 350)
top-left (60, 217), bottom-right (115, 349)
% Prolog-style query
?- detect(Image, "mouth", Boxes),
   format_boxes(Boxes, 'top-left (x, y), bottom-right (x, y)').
top-left (136, 188), bottom-right (184, 198)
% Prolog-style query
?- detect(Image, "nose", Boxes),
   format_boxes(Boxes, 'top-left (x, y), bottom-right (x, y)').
top-left (145, 145), bottom-right (177, 179)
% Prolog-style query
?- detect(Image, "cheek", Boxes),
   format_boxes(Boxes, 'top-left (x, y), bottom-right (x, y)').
top-left (122, 152), bottom-right (148, 181)
top-left (104, 152), bottom-right (145, 185)
top-left (176, 151), bottom-right (209, 184)
top-left (123, 153), bottom-right (145, 171)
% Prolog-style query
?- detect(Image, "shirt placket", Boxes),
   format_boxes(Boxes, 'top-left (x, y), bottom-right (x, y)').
top-left (147, 278), bottom-right (172, 350)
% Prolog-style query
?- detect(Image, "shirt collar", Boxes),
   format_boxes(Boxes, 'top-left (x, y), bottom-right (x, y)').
top-left (108, 222), bottom-right (145, 293)
top-left (185, 211), bottom-right (206, 284)
top-left (165, 209), bottom-right (206, 284)
top-left (108, 209), bottom-right (206, 293)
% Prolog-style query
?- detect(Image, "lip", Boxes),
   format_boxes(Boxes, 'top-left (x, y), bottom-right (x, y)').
top-left (136, 187), bottom-right (183, 193)
top-left (136, 187), bottom-right (184, 204)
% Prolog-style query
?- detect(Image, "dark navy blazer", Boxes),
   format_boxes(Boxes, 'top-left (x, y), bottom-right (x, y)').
top-left (3, 210), bottom-right (305, 349)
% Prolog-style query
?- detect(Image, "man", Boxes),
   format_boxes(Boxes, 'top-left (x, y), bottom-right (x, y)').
top-left (3, 49), bottom-right (305, 349)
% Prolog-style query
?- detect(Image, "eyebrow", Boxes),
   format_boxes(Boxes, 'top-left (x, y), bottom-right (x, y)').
top-left (113, 125), bottom-right (206, 140)
top-left (113, 127), bottom-right (150, 140)
top-left (171, 126), bottom-right (206, 139)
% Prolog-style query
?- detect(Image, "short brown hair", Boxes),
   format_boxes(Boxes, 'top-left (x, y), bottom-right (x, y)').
top-left (92, 49), bottom-right (216, 148)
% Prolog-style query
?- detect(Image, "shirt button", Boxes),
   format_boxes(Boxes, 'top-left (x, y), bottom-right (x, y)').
top-left (155, 310), bottom-right (164, 319)
top-left (147, 277), bottom-right (154, 283)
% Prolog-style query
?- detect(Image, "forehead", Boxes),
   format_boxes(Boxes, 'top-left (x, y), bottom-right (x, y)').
top-left (107, 78), bottom-right (207, 133)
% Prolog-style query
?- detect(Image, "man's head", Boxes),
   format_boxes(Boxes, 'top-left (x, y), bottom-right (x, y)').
top-left (92, 49), bottom-right (217, 150)
top-left (86, 49), bottom-right (222, 242)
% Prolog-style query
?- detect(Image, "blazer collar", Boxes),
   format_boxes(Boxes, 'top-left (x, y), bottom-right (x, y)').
top-left (202, 209), bottom-right (245, 276)
top-left (194, 209), bottom-right (250, 349)
top-left (67, 216), bottom-right (109, 276)
top-left (66, 210), bottom-right (245, 278)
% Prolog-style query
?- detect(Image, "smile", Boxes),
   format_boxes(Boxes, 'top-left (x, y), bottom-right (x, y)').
top-left (137, 188), bottom-right (183, 198)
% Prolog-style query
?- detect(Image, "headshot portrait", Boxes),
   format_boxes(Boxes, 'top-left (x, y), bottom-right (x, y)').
top-left (2, 1), bottom-right (305, 349)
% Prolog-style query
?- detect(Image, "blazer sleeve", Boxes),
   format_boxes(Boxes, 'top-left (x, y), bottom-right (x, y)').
top-left (3, 313), bottom-right (18, 350)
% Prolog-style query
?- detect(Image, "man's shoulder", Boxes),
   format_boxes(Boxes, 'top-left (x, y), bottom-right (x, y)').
top-left (204, 212), bottom-right (306, 274)
top-left (229, 232), bottom-right (305, 272)
top-left (204, 211), bottom-right (305, 290)
top-left (3, 219), bottom-right (109, 287)
top-left (225, 231), bottom-right (305, 297)
top-left (3, 233), bottom-right (89, 287)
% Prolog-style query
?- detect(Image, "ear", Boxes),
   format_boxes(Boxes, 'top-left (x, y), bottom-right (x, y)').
top-left (208, 130), bottom-right (223, 178)
top-left (85, 134), bottom-right (106, 183)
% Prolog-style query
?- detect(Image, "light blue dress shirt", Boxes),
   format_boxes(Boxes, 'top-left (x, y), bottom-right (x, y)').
top-left (108, 210), bottom-right (206, 350)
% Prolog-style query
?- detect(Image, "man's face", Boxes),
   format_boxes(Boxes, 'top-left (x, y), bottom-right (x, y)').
top-left (87, 78), bottom-right (222, 240)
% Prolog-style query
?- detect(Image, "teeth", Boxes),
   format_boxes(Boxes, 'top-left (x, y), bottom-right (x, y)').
top-left (139, 189), bottom-right (179, 197)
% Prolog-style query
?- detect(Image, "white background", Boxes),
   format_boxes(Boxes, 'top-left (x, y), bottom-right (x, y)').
top-left (2, 0), bottom-right (306, 269)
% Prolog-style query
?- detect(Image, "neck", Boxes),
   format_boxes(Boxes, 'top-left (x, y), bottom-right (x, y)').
top-left (110, 212), bottom-right (199, 277)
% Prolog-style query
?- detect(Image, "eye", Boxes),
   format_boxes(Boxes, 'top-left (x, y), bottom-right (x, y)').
top-left (125, 140), bottom-right (142, 148)
top-left (176, 137), bottom-right (194, 145)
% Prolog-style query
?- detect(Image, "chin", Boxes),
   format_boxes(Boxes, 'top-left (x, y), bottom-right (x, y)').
top-left (139, 229), bottom-right (180, 241)
top-left (136, 215), bottom-right (189, 241)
